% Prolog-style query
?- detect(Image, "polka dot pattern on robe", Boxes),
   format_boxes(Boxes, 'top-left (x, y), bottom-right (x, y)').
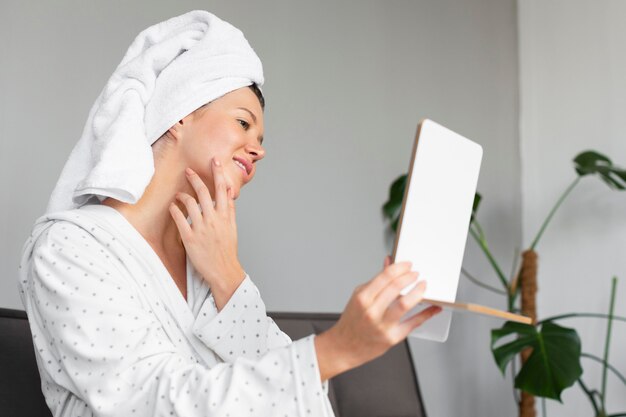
top-left (18, 204), bottom-right (334, 417)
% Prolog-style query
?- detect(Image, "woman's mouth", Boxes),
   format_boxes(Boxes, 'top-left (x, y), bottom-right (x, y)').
top-left (232, 157), bottom-right (252, 180)
top-left (233, 159), bottom-right (247, 174)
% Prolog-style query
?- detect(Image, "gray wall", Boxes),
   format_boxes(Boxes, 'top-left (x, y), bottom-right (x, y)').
top-left (0, 1), bottom-right (520, 416)
top-left (519, 1), bottom-right (626, 414)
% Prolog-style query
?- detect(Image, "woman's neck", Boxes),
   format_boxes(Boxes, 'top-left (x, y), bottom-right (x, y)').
top-left (102, 152), bottom-right (191, 255)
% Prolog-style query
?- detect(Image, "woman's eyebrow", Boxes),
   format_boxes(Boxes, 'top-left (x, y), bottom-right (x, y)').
top-left (237, 107), bottom-right (257, 123)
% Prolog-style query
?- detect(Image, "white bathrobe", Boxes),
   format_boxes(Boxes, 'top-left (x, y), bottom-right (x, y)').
top-left (18, 203), bottom-right (335, 417)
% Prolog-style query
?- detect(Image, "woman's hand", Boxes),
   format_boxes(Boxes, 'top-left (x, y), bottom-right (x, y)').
top-left (314, 256), bottom-right (442, 381)
top-left (169, 157), bottom-right (245, 309)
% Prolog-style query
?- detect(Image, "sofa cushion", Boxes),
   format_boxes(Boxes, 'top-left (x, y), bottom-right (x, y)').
top-left (270, 312), bottom-right (427, 417)
top-left (0, 308), bottom-right (52, 417)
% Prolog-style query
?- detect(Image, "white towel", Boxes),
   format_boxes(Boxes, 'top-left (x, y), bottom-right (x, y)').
top-left (46, 10), bottom-right (263, 215)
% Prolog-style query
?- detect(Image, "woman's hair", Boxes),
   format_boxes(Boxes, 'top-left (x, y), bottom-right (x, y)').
top-left (152, 83), bottom-right (264, 158)
top-left (248, 83), bottom-right (265, 110)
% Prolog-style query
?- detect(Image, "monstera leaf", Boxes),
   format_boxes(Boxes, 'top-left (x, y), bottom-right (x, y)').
top-left (382, 174), bottom-right (407, 232)
top-left (574, 150), bottom-right (626, 190)
top-left (491, 321), bottom-right (582, 401)
top-left (383, 173), bottom-right (482, 232)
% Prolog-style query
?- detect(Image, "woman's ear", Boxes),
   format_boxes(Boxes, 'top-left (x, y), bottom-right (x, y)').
top-left (168, 111), bottom-right (196, 141)
top-left (167, 119), bottom-right (185, 141)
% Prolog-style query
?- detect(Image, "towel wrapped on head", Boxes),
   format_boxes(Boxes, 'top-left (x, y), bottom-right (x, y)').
top-left (46, 10), bottom-right (263, 215)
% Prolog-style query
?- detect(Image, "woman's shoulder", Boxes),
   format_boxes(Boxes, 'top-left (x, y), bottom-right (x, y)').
top-left (19, 210), bottom-right (145, 314)
top-left (22, 203), bottom-right (146, 287)
top-left (27, 223), bottom-right (103, 273)
top-left (22, 207), bottom-right (134, 289)
top-left (25, 205), bottom-right (119, 265)
top-left (30, 204), bottom-right (119, 244)
top-left (38, 219), bottom-right (96, 248)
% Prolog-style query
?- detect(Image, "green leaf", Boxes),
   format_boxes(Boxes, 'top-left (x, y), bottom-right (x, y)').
top-left (615, 169), bottom-right (626, 182)
top-left (382, 199), bottom-right (402, 221)
top-left (491, 321), bottom-right (582, 401)
top-left (382, 174), bottom-right (407, 222)
top-left (471, 192), bottom-right (482, 223)
top-left (573, 150), bottom-right (626, 190)
top-left (391, 216), bottom-right (400, 233)
top-left (574, 150), bottom-right (610, 174)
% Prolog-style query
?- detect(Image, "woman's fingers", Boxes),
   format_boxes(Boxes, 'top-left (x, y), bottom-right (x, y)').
top-left (358, 262), bottom-right (413, 306)
top-left (383, 255), bottom-right (391, 268)
top-left (227, 187), bottom-right (237, 222)
top-left (184, 161), bottom-right (233, 217)
top-left (169, 202), bottom-right (192, 237)
top-left (368, 272), bottom-right (422, 319)
top-left (175, 191), bottom-right (203, 227)
top-left (397, 305), bottom-right (442, 336)
top-left (383, 279), bottom-right (428, 324)
top-left (211, 158), bottom-right (230, 212)
top-left (185, 167), bottom-right (215, 215)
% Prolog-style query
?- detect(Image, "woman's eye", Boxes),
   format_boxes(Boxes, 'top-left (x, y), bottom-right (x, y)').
top-left (238, 119), bottom-right (250, 130)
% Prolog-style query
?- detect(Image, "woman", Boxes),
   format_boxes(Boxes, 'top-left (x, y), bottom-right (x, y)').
top-left (18, 10), bottom-right (441, 417)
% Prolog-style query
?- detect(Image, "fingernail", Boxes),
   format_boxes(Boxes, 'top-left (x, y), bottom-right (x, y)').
top-left (213, 158), bottom-right (221, 167)
top-left (185, 167), bottom-right (194, 175)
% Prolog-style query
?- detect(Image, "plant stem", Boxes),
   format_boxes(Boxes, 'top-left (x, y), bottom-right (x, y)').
top-left (578, 378), bottom-right (600, 416)
top-left (468, 227), bottom-right (510, 298)
top-left (507, 247), bottom-right (522, 307)
top-left (537, 313), bottom-right (626, 325)
top-left (473, 217), bottom-right (487, 241)
top-left (601, 277), bottom-right (618, 410)
top-left (592, 390), bottom-right (606, 417)
top-left (542, 397), bottom-right (547, 417)
top-left (461, 267), bottom-right (507, 294)
top-left (530, 177), bottom-right (580, 251)
top-left (581, 353), bottom-right (626, 386)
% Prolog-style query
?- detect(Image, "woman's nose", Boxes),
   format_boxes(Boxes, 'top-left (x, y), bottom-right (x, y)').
top-left (246, 142), bottom-right (266, 161)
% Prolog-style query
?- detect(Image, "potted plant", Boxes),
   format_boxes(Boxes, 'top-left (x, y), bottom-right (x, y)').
top-left (382, 150), bottom-right (626, 417)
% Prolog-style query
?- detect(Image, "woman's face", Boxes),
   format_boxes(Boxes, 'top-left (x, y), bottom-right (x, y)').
top-left (178, 86), bottom-right (265, 199)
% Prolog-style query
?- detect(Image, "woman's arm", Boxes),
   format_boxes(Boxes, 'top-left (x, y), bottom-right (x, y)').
top-left (191, 274), bottom-right (292, 362)
top-left (172, 161), bottom-right (441, 383)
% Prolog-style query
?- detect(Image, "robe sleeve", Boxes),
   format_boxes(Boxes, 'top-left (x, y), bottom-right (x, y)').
top-left (192, 275), bottom-right (331, 395)
top-left (192, 275), bottom-right (292, 359)
top-left (22, 221), bottom-right (335, 417)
